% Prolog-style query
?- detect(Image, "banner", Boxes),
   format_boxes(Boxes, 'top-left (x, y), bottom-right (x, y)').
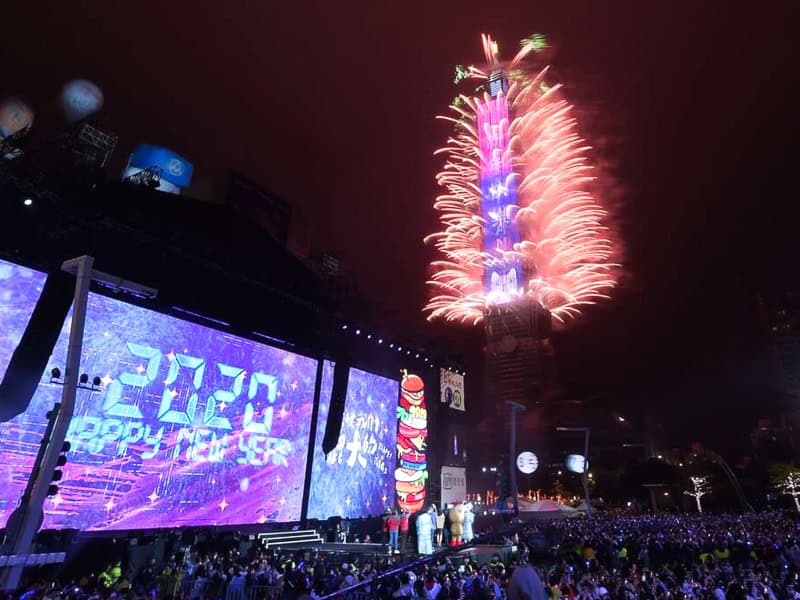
top-left (128, 144), bottom-right (194, 187)
top-left (440, 465), bottom-right (466, 506)
top-left (440, 369), bottom-right (465, 411)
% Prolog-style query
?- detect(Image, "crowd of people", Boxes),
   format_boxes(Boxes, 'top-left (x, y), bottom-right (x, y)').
top-left (3, 511), bottom-right (800, 600)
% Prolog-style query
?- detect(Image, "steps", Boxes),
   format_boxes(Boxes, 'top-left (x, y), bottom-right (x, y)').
top-left (256, 529), bottom-right (323, 549)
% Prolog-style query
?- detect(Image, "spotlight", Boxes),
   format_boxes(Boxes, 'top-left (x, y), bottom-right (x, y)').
top-left (389, 343), bottom-right (394, 348)
top-left (50, 368), bottom-right (61, 380)
top-left (342, 325), bottom-right (348, 330)
top-left (378, 339), bottom-right (383, 344)
top-left (355, 329), bottom-right (361, 335)
top-left (415, 353), bottom-right (419, 358)
top-left (22, 197), bottom-right (33, 207)
top-left (424, 358), bottom-right (428, 362)
top-left (398, 346), bottom-right (402, 351)
top-left (79, 373), bottom-right (89, 385)
top-left (367, 334), bottom-right (372, 339)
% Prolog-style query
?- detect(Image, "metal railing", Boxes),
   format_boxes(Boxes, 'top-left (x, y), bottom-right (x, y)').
top-left (175, 580), bottom-right (282, 600)
top-left (319, 519), bottom-right (532, 600)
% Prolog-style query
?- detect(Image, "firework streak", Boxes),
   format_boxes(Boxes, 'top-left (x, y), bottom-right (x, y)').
top-left (395, 372), bottom-right (427, 513)
top-left (425, 34), bottom-right (618, 325)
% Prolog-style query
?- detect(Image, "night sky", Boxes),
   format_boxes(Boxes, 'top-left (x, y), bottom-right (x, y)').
top-left (3, 2), bottom-right (800, 450)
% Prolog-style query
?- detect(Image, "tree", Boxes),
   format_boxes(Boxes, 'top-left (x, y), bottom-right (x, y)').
top-left (769, 463), bottom-right (800, 512)
top-left (684, 476), bottom-right (710, 513)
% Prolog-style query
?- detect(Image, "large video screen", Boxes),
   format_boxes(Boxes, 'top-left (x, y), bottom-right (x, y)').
top-left (0, 259), bottom-right (46, 383)
top-left (0, 293), bottom-right (318, 531)
top-left (307, 367), bottom-right (399, 520)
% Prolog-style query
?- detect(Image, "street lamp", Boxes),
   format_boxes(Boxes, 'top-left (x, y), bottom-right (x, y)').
top-left (557, 426), bottom-right (592, 518)
top-left (506, 401), bottom-right (526, 517)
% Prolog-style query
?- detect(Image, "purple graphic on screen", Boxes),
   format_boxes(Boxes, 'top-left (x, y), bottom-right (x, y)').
top-left (307, 367), bottom-right (398, 520)
top-left (0, 259), bottom-right (46, 384)
top-left (0, 292), bottom-right (317, 531)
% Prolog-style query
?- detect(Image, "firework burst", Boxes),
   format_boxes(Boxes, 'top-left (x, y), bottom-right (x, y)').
top-left (425, 34), bottom-right (619, 326)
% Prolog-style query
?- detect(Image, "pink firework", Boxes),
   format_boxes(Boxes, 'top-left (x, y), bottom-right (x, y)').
top-left (425, 34), bottom-right (619, 326)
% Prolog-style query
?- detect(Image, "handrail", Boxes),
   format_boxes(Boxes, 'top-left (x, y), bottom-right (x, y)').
top-left (318, 519), bottom-right (531, 600)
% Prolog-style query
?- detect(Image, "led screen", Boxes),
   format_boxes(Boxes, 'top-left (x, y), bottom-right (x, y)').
top-left (0, 293), bottom-right (317, 531)
top-left (307, 367), bottom-right (398, 519)
top-left (0, 259), bottom-right (46, 383)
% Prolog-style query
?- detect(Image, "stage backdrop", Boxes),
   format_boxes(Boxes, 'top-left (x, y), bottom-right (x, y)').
top-left (0, 259), bottom-right (46, 383)
top-left (440, 465), bottom-right (467, 506)
top-left (0, 291), bottom-right (317, 531)
top-left (307, 367), bottom-right (398, 520)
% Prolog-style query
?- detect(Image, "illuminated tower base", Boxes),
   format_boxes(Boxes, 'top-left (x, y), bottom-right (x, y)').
top-left (484, 300), bottom-right (553, 410)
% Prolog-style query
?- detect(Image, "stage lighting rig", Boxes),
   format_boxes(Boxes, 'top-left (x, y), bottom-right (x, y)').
top-left (62, 122), bottom-right (117, 168)
top-left (49, 368), bottom-right (103, 392)
top-left (0, 126), bottom-right (30, 161)
top-left (123, 165), bottom-right (163, 189)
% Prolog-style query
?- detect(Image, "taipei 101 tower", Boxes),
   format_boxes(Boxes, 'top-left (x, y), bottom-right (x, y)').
top-left (425, 34), bottom-right (619, 411)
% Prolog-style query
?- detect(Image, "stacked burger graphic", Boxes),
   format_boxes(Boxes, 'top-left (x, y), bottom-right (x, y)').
top-left (395, 372), bottom-right (428, 513)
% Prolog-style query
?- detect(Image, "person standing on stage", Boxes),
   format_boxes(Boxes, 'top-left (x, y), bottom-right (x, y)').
top-left (462, 502), bottom-right (475, 543)
top-left (400, 511), bottom-right (410, 553)
top-left (416, 506), bottom-right (435, 555)
top-left (387, 510), bottom-right (401, 554)
top-left (434, 505), bottom-right (445, 547)
top-left (382, 509), bottom-right (392, 545)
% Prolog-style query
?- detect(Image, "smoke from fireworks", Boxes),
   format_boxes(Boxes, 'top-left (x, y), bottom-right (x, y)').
top-left (425, 34), bottom-right (619, 326)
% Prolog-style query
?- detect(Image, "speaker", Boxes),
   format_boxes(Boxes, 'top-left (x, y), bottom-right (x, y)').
top-left (322, 360), bottom-right (350, 455)
top-left (0, 271), bottom-right (74, 421)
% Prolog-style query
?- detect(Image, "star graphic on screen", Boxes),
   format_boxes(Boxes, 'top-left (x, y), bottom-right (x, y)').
top-left (276, 391), bottom-right (282, 399)
top-left (382, 495), bottom-right (388, 504)
top-left (104, 498), bottom-right (115, 511)
top-left (219, 499), bottom-right (229, 511)
top-left (257, 515), bottom-right (267, 524)
top-left (164, 388), bottom-right (178, 400)
top-left (166, 351), bottom-right (176, 363)
top-left (136, 364), bottom-right (146, 374)
top-left (218, 401), bottom-right (227, 412)
top-left (147, 490), bottom-right (159, 503)
top-left (279, 406), bottom-right (288, 419)
top-left (291, 381), bottom-right (299, 391)
top-left (51, 494), bottom-right (63, 508)
top-left (275, 476), bottom-right (281, 484)
top-left (345, 497), bottom-right (351, 506)
top-left (100, 374), bottom-right (114, 387)
top-left (383, 426), bottom-right (389, 434)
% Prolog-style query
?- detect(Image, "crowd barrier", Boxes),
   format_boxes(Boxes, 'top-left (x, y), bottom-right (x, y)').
top-left (174, 578), bottom-right (281, 600)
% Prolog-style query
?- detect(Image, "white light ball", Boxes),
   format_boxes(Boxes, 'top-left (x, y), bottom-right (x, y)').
top-left (60, 79), bottom-right (104, 123)
top-left (0, 98), bottom-right (34, 138)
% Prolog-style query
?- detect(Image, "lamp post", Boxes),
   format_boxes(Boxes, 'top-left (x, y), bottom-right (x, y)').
top-left (506, 401), bottom-right (526, 517)
top-left (1, 256), bottom-right (157, 591)
top-left (557, 426), bottom-right (591, 518)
